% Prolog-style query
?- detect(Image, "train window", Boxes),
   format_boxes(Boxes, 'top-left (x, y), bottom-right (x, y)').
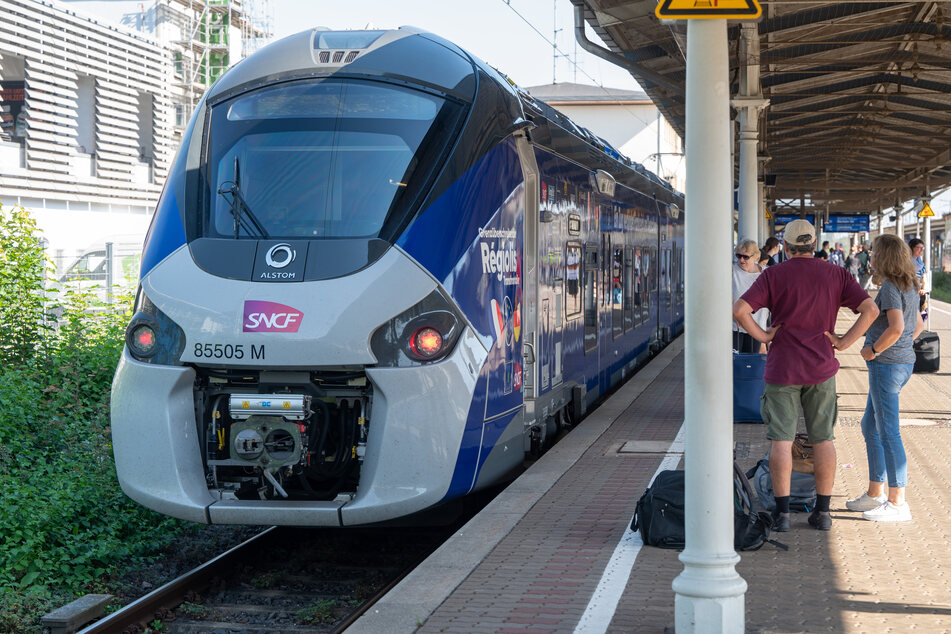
top-left (205, 79), bottom-right (462, 240)
top-left (623, 247), bottom-right (634, 332)
top-left (612, 246), bottom-right (623, 339)
top-left (640, 248), bottom-right (651, 322)
top-left (663, 248), bottom-right (672, 310)
top-left (565, 242), bottom-right (582, 319)
top-left (567, 214), bottom-right (581, 235)
top-left (649, 247), bottom-right (658, 293)
top-left (677, 246), bottom-right (685, 304)
top-left (584, 243), bottom-right (598, 354)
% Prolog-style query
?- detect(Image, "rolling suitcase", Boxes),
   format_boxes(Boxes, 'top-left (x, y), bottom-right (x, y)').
top-left (734, 352), bottom-right (767, 423)
top-left (913, 330), bottom-right (940, 373)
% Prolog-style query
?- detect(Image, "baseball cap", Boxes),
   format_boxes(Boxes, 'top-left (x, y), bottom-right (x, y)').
top-left (783, 219), bottom-right (816, 246)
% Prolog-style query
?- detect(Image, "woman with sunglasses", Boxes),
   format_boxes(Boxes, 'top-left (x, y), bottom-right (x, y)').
top-left (732, 239), bottom-right (769, 353)
top-left (845, 233), bottom-right (924, 521)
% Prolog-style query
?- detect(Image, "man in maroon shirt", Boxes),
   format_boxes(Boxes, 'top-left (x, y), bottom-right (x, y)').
top-left (733, 219), bottom-right (879, 531)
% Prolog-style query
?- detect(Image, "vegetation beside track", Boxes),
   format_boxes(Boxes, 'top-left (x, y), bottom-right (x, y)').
top-left (931, 271), bottom-right (951, 304)
top-left (0, 204), bottom-right (192, 632)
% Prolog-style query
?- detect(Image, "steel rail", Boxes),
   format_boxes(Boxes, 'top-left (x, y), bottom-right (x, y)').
top-left (78, 527), bottom-right (278, 634)
top-left (329, 557), bottom-right (419, 634)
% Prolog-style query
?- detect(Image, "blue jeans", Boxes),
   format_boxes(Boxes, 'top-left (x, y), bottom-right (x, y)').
top-left (861, 361), bottom-right (914, 488)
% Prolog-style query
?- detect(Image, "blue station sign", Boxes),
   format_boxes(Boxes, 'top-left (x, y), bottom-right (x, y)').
top-left (774, 214), bottom-right (816, 226)
top-left (823, 215), bottom-right (870, 233)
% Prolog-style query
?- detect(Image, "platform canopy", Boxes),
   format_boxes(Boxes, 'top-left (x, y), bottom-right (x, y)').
top-left (572, 1), bottom-right (951, 214)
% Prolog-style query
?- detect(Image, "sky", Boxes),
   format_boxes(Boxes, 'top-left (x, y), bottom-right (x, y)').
top-left (269, 0), bottom-right (643, 92)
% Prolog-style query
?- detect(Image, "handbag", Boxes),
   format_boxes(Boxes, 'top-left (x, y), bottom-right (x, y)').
top-left (791, 433), bottom-right (814, 474)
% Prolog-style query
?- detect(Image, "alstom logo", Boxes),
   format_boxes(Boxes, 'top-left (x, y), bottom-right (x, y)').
top-left (243, 300), bottom-right (303, 333)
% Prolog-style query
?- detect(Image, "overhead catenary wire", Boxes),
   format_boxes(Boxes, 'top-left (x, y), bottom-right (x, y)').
top-left (499, 0), bottom-right (680, 178)
top-left (500, 0), bottom-right (632, 93)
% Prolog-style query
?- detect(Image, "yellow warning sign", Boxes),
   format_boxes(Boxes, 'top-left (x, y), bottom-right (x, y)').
top-left (919, 202), bottom-right (935, 218)
top-left (765, 208), bottom-right (772, 219)
top-left (656, 0), bottom-right (762, 20)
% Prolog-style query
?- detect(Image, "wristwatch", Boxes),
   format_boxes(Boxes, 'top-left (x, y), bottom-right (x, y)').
top-left (870, 343), bottom-right (879, 356)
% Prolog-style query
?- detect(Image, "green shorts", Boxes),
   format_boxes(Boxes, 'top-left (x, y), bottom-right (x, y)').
top-left (761, 377), bottom-right (838, 442)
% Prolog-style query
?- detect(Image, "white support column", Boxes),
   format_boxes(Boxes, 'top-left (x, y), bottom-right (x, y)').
top-left (735, 104), bottom-right (766, 243)
top-left (733, 24), bottom-right (767, 247)
top-left (672, 18), bottom-right (746, 634)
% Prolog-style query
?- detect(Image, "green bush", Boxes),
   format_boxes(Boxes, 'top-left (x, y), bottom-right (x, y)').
top-left (0, 204), bottom-right (189, 632)
top-left (932, 271), bottom-right (951, 304)
top-left (0, 207), bottom-right (51, 366)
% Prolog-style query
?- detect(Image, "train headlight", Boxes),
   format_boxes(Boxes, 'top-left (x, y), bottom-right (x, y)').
top-left (369, 288), bottom-right (464, 367)
top-left (124, 289), bottom-right (187, 365)
top-left (129, 324), bottom-right (157, 357)
top-left (411, 327), bottom-right (443, 359)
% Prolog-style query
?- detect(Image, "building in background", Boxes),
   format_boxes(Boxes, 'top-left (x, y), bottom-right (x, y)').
top-left (526, 82), bottom-right (684, 193)
top-left (0, 0), bottom-right (269, 274)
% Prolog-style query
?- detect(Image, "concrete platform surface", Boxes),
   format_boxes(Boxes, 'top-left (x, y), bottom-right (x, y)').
top-left (348, 298), bottom-right (951, 633)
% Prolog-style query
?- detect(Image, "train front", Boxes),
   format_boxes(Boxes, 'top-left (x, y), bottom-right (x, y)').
top-left (111, 28), bottom-right (530, 526)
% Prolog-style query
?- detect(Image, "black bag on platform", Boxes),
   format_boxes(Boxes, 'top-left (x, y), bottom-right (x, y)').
top-left (913, 330), bottom-right (940, 373)
top-left (747, 454), bottom-right (817, 512)
top-left (733, 352), bottom-right (767, 423)
top-left (631, 470), bottom-right (685, 549)
top-left (732, 461), bottom-right (775, 551)
top-left (631, 464), bottom-right (778, 552)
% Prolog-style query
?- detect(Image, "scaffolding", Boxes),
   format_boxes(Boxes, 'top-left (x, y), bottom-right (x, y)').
top-left (165, 0), bottom-right (271, 124)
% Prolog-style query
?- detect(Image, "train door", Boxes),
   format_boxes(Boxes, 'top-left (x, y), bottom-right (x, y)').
top-left (653, 201), bottom-right (665, 342)
top-left (536, 198), bottom-right (564, 397)
top-left (600, 231), bottom-right (610, 391)
top-left (514, 135), bottom-right (539, 416)
top-left (660, 210), bottom-right (672, 337)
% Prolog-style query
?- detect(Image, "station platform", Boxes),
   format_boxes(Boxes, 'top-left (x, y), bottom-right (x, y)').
top-left (349, 299), bottom-right (951, 633)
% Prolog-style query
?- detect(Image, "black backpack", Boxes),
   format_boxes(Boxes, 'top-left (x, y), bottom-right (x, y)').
top-left (732, 461), bottom-right (778, 552)
top-left (631, 470), bottom-right (686, 549)
top-left (631, 463), bottom-right (782, 552)
top-left (746, 454), bottom-right (817, 512)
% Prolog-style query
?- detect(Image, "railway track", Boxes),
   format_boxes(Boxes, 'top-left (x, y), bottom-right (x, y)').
top-left (78, 520), bottom-right (469, 633)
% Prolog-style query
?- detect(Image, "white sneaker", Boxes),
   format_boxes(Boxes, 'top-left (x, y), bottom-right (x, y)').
top-left (862, 501), bottom-right (912, 522)
top-left (846, 492), bottom-right (887, 512)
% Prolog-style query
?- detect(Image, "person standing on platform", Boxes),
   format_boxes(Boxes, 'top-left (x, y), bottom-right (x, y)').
top-left (761, 236), bottom-right (781, 267)
top-left (846, 234), bottom-right (924, 522)
top-left (908, 238), bottom-right (927, 312)
top-left (733, 219), bottom-right (879, 532)
top-left (732, 239), bottom-right (768, 353)
top-left (816, 240), bottom-right (830, 261)
top-left (858, 244), bottom-right (874, 289)
top-left (845, 244), bottom-right (861, 282)
top-left (829, 244), bottom-right (843, 267)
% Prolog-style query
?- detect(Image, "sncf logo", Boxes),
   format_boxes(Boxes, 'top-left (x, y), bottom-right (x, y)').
top-left (243, 300), bottom-right (303, 333)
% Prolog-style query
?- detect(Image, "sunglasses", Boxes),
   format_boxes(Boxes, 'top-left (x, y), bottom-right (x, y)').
top-left (735, 253), bottom-right (751, 261)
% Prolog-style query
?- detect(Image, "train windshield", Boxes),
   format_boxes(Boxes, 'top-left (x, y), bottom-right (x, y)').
top-left (204, 79), bottom-right (460, 240)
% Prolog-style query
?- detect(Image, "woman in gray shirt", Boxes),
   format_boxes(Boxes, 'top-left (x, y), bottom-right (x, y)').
top-left (844, 234), bottom-right (924, 522)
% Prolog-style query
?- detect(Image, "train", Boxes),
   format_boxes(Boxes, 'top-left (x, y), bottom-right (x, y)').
top-left (111, 26), bottom-right (685, 526)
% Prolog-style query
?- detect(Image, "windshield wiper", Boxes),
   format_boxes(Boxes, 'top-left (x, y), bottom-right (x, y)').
top-left (217, 156), bottom-right (269, 239)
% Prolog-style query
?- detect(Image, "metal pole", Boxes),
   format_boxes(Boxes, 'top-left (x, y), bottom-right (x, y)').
top-left (672, 18), bottom-right (746, 633)
top-left (925, 213), bottom-right (932, 330)
top-left (105, 241), bottom-right (114, 304)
